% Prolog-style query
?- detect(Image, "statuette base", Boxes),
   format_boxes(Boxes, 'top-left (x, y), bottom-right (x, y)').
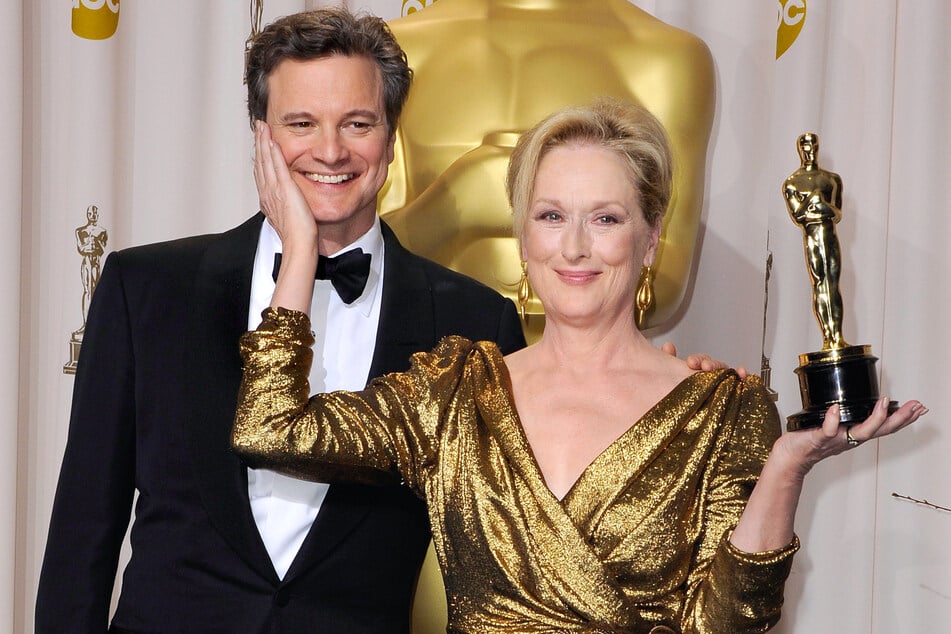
top-left (787, 344), bottom-right (898, 431)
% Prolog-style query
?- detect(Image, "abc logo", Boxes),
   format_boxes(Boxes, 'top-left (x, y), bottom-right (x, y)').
top-left (402, 1), bottom-right (435, 17)
top-left (776, 0), bottom-right (806, 59)
top-left (72, 0), bottom-right (120, 41)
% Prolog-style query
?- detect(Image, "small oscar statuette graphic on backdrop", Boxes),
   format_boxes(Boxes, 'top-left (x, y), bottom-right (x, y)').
top-left (64, 204), bottom-right (109, 374)
top-left (782, 133), bottom-right (897, 430)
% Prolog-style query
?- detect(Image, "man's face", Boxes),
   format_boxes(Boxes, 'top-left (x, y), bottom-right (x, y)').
top-left (265, 55), bottom-right (394, 249)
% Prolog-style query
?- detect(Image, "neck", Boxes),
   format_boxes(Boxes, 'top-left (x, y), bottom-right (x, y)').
top-left (533, 310), bottom-right (652, 369)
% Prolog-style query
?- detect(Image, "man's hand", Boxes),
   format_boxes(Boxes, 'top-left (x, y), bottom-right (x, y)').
top-left (661, 341), bottom-right (748, 379)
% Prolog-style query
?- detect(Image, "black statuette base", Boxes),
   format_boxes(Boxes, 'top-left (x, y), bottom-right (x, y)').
top-left (787, 344), bottom-right (899, 431)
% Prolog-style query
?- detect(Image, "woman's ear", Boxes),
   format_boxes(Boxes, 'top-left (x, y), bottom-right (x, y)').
top-left (643, 220), bottom-right (662, 266)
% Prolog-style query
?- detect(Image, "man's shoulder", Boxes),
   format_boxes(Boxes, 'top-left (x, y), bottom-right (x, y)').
top-left (111, 215), bottom-right (261, 271)
top-left (382, 220), bottom-right (506, 301)
top-left (392, 246), bottom-right (506, 301)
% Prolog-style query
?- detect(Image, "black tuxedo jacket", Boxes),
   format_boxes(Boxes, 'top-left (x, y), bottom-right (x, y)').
top-left (36, 215), bottom-right (525, 634)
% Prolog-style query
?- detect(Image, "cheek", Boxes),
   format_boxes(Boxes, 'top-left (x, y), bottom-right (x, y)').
top-left (598, 235), bottom-right (639, 266)
top-left (521, 228), bottom-right (557, 262)
top-left (361, 137), bottom-right (392, 170)
top-left (272, 134), bottom-right (304, 166)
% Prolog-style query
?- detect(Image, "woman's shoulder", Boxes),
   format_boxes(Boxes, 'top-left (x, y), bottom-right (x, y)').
top-left (410, 336), bottom-right (507, 370)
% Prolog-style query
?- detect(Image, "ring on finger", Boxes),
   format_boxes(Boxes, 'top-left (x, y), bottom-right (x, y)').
top-left (846, 427), bottom-right (861, 447)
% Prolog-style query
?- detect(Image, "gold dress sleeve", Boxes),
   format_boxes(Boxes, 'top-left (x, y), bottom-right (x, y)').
top-left (680, 376), bottom-right (799, 633)
top-left (231, 306), bottom-right (468, 493)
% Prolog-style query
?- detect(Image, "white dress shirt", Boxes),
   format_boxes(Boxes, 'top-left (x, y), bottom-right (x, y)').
top-left (246, 217), bottom-right (385, 579)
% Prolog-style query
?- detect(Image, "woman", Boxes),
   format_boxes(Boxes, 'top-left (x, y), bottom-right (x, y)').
top-left (234, 99), bottom-right (926, 633)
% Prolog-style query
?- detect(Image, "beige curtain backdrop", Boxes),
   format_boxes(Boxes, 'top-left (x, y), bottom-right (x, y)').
top-left (12, 1), bottom-right (949, 632)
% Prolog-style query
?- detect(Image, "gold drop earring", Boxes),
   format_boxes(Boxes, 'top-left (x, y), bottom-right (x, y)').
top-left (635, 265), bottom-right (654, 329)
top-left (517, 261), bottom-right (531, 322)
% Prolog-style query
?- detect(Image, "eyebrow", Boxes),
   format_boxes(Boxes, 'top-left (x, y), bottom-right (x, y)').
top-left (276, 109), bottom-right (384, 124)
top-left (532, 198), bottom-right (631, 211)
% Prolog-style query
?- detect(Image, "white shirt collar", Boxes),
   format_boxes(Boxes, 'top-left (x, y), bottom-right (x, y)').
top-left (259, 216), bottom-right (384, 317)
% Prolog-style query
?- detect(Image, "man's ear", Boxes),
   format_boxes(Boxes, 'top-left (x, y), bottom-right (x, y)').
top-left (386, 132), bottom-right (396, 164)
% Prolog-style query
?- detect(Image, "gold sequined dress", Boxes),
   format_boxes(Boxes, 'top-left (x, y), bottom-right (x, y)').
top-left (233, 309), bottom-right (798, 633)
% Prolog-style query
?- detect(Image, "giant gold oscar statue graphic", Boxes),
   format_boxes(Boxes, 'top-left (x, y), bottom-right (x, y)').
top-left (783, 133), bottom-right (897, 430)
top-left (64, 205), bottom-right (109, 374)
top-left (72, 0), bottom-right (120, 41)
top-left (382, 0), bottom-right (715, 341)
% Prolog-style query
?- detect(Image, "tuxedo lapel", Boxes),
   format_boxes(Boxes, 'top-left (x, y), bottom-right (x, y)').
top-left (368, 221), bottom-right (436, 379)
top-left (184, 214), bottom-right (279, 583)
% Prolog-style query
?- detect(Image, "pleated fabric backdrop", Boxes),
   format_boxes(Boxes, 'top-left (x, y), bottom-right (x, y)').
top-left (10, 1), bottom-right (948, 632)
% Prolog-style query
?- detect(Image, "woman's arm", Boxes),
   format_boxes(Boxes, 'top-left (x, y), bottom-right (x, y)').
top-left (730, 397), bottom-right (927, 552)
top-left (231, 307), bottom-right (474, 492)
top-left (253, 120), bottom-right (319, 314)
top-left (681, 376), bottom-right (796, 633)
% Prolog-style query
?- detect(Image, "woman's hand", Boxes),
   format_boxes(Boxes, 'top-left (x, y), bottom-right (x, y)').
top-left (773, 397), bottom-right (928, 482)
top-left (731, 396), bottom-right (927, 553)
top-left (254, 120), bottom-right (317, 248)
top-left (254, 120), bottom-right (319, 314)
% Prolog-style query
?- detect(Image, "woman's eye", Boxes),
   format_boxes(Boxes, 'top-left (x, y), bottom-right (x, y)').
top-left (596, 215), bottom-right (619, 224)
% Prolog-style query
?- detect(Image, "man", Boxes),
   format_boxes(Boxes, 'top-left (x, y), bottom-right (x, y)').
top-left (36, 9), bottom-right (524, 633)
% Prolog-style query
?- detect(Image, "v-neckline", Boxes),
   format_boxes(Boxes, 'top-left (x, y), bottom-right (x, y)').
top-left (488, 344), bottom-right (725, 507)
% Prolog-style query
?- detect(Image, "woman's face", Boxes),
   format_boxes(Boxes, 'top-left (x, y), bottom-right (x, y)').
top-left (521, 143), bottom-right (659, 328)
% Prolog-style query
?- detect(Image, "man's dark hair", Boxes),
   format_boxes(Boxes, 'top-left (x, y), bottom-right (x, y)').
top-left (245, 8), bottom-right (412, 132)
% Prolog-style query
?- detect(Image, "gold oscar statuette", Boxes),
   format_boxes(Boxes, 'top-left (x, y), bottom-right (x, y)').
top-left (783, 133), bottom-right (897, 430)
top-left (64, 204), bottom-right (109, 374)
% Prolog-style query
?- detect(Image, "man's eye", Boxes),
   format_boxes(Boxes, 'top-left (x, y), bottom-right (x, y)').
top-left (345, 121), bottom-right (374, 133)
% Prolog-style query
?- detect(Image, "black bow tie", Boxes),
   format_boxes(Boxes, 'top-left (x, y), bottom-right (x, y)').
top-left (271, 248), bottom-right (371, 305)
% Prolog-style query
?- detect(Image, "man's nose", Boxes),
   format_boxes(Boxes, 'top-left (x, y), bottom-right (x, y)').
top-left (310, 128), bottom-right (348, 165)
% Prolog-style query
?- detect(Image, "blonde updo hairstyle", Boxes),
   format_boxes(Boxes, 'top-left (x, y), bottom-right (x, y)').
top-left (506, 98), bottom-right (673, 251)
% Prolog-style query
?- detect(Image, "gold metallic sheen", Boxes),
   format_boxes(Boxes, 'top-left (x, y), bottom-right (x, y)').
top-left (798, 343), bottom-right (872, 366)
top-left (635, 265), bottom-right (655, 329)
top-left (783, 132), bottom-right (850, 351)
top-left (234, 309), bottom-right (798, 633)
top-left (516, 260), bottom-right (530, 321)
top-left (380, 0), bottom-right (716, 340)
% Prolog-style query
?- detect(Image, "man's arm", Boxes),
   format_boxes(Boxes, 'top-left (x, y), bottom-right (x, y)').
top-left (36, 252), bottom-right (137, 633)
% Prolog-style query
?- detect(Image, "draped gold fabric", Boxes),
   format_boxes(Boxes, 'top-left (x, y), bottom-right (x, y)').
top-left (233, 309), bottom-right (799, 633)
